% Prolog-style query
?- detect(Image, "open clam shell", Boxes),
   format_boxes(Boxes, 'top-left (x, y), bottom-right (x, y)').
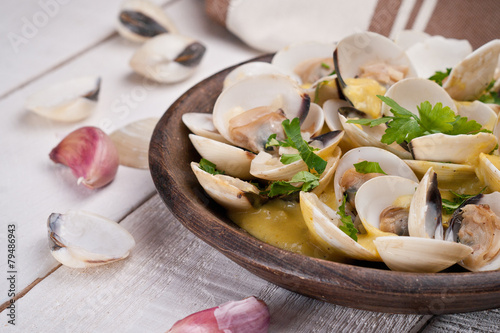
top-left (373, 236), bottom-right (472, 273)
top-left (191, 162), bottom-right (263, 211)
top-left (333, 146), bottom-right (418, 207)
top-left (212, 74), bottom-right (312, 152)
top-left (456, 101), bottom-right (498, 132)
top-left (299, 191), bottom-right (380, 261)
top-left (189, 134), bottom-right (255, 179)
top-left (443, 39), bottom-right (500, 101)
top-left (117, 0), bottom-right (177, 42)
top-left (271, 41), bottom-right (336, 86)
top-left (476, 153), bottom-right (500, 192)
top-left (249, 130), bottom-right (343, 181)
top-left (48, 210), bottom-right (135, 268)
top-left (408, 167), bottom-right (443, 239)
top-left (25, 76), bottom-right (100, 122)
top-left (409, 132), bottom-right (498, 165)
top-left (182, 113), bottom-right (230, 144)
top-left (223, 62), bottom-right (286, 90)
top-left (445, 192), bottom-right (500, 272)
top-left (355, 175), bottom-right (472, 272)
top-left (381, 77), bottom-right (457, 116)
top-left (404, 159), bottom-right (476, 185)
top-left (130, 34), bottom-right (206, 83)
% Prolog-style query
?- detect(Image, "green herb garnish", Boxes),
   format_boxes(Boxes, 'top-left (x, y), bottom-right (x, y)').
top-left (199, 158), bottom-right (224, 175)
top-left (353, 161), bottom-right (387, 175)
top-left (478, 80), bottom-right (500, 105)
top-left (281, 118), bottom-right (327, 174)
top-left (429, 68), bottom-right (452, 86)
top-left (266, 171), bottom-right (320, 197)
top-left (347, 96), bottom-right (489, 145)
top-left (442, 188), bottom-right (486, 215)
top-left (338, 194), bottom-right (358, 241)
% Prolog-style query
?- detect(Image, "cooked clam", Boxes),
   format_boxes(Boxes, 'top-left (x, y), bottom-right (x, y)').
top-left (446, 192), bottom-right (500, 271)
top-left (48, 210), bottom-right (135, 268)
top-left (117, 0), bottom-right (177, 42)
top-left (25, 76), bottom-right (101, 122)
top-left (223, 62), bottom-right (286, 90)
top-left (182, 113), bottom-right (230, 144)
top-left (130, 34), bottom-right (206, 83)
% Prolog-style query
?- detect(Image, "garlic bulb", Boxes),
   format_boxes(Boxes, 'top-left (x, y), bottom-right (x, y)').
top-left (167, 296), bottom-right (270, 333)
top-left (49, 126), bottom-right (119, 189)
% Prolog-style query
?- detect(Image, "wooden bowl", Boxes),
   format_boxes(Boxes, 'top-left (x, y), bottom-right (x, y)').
top-left (149, 55), bottom-right (500, 314)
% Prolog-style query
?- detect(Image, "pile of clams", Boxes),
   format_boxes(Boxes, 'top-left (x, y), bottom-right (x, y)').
top-left (184, 31), bottom-right (500, 273)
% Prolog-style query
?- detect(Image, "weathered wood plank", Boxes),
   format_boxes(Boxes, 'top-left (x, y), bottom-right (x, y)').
top-left (423, 309), bottom-right (500, 333)
top-left (1, 194), bottom-right (428, 332)
top-left (0, 0), bottom-right (260, 308)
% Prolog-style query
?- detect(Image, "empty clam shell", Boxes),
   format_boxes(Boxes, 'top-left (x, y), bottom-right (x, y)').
top-left (25, 76), bottom-right (101, 122)
top-left (117, 0), bottom-right (177, 42)
top-left (48, 210), bottom-right (135, 268)
top-left (130, 34), bottom-right (206, 83)
top-left (110, 117), bottom-right (158, 169)
top-left (182, 112), bottom-right (230, 144)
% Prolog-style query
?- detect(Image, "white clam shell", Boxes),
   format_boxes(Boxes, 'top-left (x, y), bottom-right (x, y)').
top-left (250, 131), bottom-right (343, 181)
top-left (182, 113), bottom-right (230, 144)
top-left (405, 35), bottom-right (472, 78)
top-left (443, 39), bottom-right (500, 101)
top-left (323, 99), bottom-right (348, 132)
top-left (476, 153), bottom-right (500, 192)
top-left (110, 117), bottom-right (158, 169)
top-left (130, 34), bottom-right (206, 83)
top-left (212, 74), bottom-right (311, 148)
top-left (408, 167), bottom-right (443, 239)
top-left (116, 0), bottom-right (177, 43)
top-left (373, 236), bottom-right (472, 273)
top-left (191, 162), bottom-right (261, 211)
top-left (271, 41), bottom-right (336, 85)
top-left (189, 134), bottom-right (255, 180)
top-left (223, 62), bottom-right (286, 90)
top-left (409, 132), bottom-right (498, 165)
top-left (299, 191), bottom-right (379, 261)
top-left (404, 159), bottom-right (475, 184)
top-left (333, 147), bottom-right (418, 206)
top-left (335, 31), bottom-right (417, 85)
top-left (382, 77), bottom-right (457, 116)
top-left (355, 175), bottom-right (418, 231)
top-left (48, 210), bottom-right (135, 268)
top-left (25, 76), bottom-right (100, 122)
top-left (456, 101), bottom-right (498, 132)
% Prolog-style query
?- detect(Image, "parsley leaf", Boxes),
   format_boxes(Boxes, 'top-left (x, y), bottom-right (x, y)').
top-left (338, 194), bottom-right (358, 241)
top-left (199, 158), bottom-right (225, 175)
top-left (478, 80), bottom-right (500, 106)
top-left (442, 188), bottom-right (486, 214)
top-left (347, 96), bottom-right (490, 145)
top-left (281, 118), bottom-right (327, 174)
top-left (353, 161), bottom-right (387, 175)
top-left (267, 171), bottom-right (319, 197)
top-left (280, 154), bottom-right (302, 164)
top-left (429, 68), bottom-right (452, 86)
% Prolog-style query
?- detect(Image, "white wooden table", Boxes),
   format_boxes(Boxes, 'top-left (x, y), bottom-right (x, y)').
top-left (1, 0), bottom-right (498, 331)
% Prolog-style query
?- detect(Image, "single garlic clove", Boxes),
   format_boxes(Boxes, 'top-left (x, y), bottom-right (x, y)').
top-left (48, 210), bottom-right (136, 268)
top-left (49, 126), bottom-right (119, 189)
top-left (167, 296), bottom-right (270, 333)
top-left (109, 117), bottom-right (159, 169)
top-left (130, 33), bottom-right (206, 83)
top-left (25, 76), bottom-right (101, 122)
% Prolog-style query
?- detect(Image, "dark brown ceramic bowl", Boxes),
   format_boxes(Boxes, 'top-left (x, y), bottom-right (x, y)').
top-left (149, 54), bottom-right (500, 314)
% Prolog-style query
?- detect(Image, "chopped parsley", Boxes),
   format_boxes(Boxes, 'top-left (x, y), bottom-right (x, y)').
top-left (353, 161), bottom-right (387, 175)
top-left (338, 194), bottom-right (358, 241)
top-left (199, 158), bottom-right (224, 175)
top-left (266, 171), bottom-right (320, 197)
top-left (428, 68), bottom-right (452, 86)
top-left (347, 96), bottom-right (489, 145)
top-left (478, 80), bottom-right (500, 106)
top-left (441, 188), bottom-right (486, 215)
top-left (266, 118), bottom-right (327, 174)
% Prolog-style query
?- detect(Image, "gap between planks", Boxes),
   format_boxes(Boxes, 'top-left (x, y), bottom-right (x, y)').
top-left (0, 190), bottom-right (157, 313)
top-left (0, 0), bottom-right (182, 102)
